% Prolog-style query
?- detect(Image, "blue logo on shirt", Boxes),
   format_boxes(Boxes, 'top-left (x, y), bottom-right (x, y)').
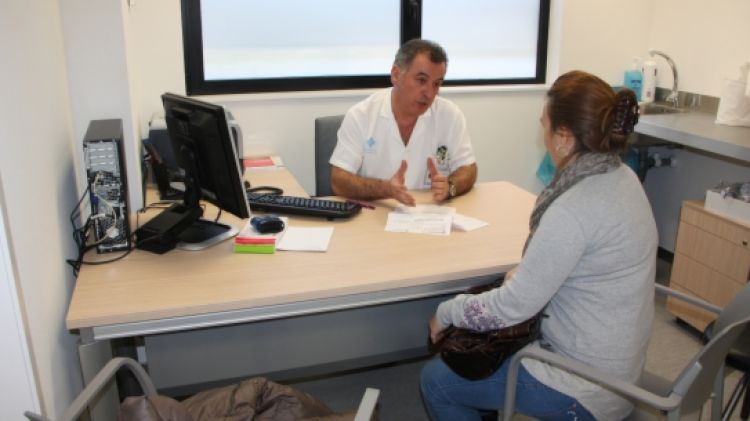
top-left (365, 137), bottom-right (377, 154)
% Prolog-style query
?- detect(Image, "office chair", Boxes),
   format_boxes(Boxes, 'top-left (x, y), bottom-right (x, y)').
top-left (25, 357), bottom-right (379, 421)
top-left (715, 326), bottom-right (749, 421)
top-left (314, 115), bottom-right (344, 197)
top-left (502, 282), bottom-right (750, 421)
top-left (704, 311), bottom-right (750, 420)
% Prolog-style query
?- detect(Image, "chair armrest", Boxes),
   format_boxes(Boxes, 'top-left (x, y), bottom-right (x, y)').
top-left (23, 412), bottom-right (51, 421)
top-left (655, 284), bottom-right (722, 315)
top-left (25, 357), bottom-right (156, 421)
top-left (502, 347), bottom-right (685, 421)
top-left (353, 388), bottom-right (380, 421)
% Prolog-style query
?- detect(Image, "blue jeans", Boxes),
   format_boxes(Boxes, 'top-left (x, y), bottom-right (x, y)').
top-left (420, 357), bottom-right (596, 421)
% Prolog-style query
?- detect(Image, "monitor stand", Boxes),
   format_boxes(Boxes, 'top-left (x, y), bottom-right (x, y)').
top-left (176, 219), bottom-right (239, 251)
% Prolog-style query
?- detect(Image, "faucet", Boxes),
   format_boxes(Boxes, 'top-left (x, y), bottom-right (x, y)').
top-left (648, 50), bottom-right (679, 107)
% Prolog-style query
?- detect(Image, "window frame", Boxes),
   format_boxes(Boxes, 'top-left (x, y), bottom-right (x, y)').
top-left (181, 0), bottom-right (550, 95)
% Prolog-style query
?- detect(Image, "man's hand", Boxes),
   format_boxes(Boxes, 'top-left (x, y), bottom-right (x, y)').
top-left (427, 157), bottom-right (449, 202)
top-left (429, 314), bottom-right (446, 345)
top-left (389, 160), bottom-right (415, 206)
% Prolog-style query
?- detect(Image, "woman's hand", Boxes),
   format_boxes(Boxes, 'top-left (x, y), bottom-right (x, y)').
top-left (429, 314), bottom-right (446, 344)
top-left (504, 265), bottom-right (518, 283)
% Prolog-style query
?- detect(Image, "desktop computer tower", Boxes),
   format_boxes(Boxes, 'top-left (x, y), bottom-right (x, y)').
top-left (83, 119), bottom-right (131, 253)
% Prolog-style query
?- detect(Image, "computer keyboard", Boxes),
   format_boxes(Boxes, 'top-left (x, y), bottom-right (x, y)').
top-left (247, 193), bottom-right (361, 219)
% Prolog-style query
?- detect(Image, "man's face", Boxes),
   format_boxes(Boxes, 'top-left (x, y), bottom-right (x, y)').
top-left (391, 52), bottom-right (447, 118)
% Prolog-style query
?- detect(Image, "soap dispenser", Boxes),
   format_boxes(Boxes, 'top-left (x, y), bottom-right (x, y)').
top-left (642, 57), bottom-right (658, 103)
top-left (623, 57), bottom-right (643, 101)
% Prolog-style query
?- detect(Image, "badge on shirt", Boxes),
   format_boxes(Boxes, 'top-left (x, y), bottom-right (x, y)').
top-left (425, 145), bottom-right (451, 185)
top-left (435, 145), bottom-right (450, 174)
top-left (364, 137), bottom-right (377, 154)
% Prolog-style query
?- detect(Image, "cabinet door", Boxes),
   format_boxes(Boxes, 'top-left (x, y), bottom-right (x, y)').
top-left (679, 202), bottom-right (750, 283)
top-left (666, 252), bottom-right (745, 331)
top-left (667, 201), bottom-right (750, 331)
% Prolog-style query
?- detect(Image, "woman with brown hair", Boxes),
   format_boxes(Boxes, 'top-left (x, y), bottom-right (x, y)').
top-left (422, 70), bottom-right (656, 420)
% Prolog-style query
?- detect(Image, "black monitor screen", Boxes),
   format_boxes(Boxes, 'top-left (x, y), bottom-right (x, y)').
top-left (134, 93), bottom-right (249, 253)
top-left (162, 93), bottom-right (248, 218)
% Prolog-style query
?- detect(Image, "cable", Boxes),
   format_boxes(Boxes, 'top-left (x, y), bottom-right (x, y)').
top-left (247, 185), bottom-right (283, 196)
top-left (67, 193), bottom-right (217, 276)
top-left (66, 185), bottom-right (94, 277)
top-left (69, 184), bottom-right (91, 237)
top-left (90, 171), bottom-right (120, 242)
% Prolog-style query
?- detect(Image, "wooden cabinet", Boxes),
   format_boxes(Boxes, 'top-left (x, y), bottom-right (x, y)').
top-left (667, 200), bottom-right (750, 331)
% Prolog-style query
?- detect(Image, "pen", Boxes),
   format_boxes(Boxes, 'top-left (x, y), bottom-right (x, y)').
top-left (346, 199), bottom-right (376, 210)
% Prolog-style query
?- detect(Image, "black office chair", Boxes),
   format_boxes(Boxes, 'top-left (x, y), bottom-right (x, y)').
top-left (314, 115), bottom-right (344, 197)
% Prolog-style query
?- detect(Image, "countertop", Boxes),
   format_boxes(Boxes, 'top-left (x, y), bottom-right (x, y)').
top-left (635, 109), bottom-right (750, 162)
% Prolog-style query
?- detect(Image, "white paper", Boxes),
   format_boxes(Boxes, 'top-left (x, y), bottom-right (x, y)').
top-left (385, 205), bottom-right (455, 235)
top-left (452, 213), bottom-right (489, 232)
top-left (276, 226), bottom-right (333, 252)
top-left (394, 204), bottom-right (456, 215)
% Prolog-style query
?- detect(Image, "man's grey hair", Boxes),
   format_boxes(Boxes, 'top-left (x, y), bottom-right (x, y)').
top-left (393, 39), bottom-right (448, 69)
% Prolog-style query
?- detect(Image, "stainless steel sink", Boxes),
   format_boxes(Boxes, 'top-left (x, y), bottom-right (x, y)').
top-left (640, 103), bottom-right (688, 115)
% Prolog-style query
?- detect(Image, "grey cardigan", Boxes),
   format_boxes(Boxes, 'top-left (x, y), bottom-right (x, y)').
top-left (437, 165), bottom-right (658, 420)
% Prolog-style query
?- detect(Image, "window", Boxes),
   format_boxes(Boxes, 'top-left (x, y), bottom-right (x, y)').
top-left (182, 0), bottom-right (550, 95)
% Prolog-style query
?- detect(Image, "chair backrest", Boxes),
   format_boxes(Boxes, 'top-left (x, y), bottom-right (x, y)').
top-left (712, 281), bottom-right (750, 334)
top-left (670, 314), bottom-right (750, 419)
top-left (711, 281), bottom-right (750, 377)
top-left (314, 115), bottom-right (344, 197)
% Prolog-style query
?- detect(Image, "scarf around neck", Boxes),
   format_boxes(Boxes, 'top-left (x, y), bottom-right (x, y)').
top-left (523, 152), bottom-right (621, 253)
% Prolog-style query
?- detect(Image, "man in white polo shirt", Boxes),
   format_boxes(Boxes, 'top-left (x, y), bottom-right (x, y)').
top-left (329, 39), bottom-right (477, 206)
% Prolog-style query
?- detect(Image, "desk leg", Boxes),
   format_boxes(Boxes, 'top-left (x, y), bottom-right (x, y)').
top-left (77, 330), bottom-right (119, 421)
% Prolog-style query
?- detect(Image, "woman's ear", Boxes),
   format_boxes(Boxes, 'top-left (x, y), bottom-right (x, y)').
top-left (554, 126), bottom-right (573, 140)
top-left (554, 126), bottom-right (575, 155)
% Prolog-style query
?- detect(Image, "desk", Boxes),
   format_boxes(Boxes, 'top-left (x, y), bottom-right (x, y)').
top-left (67, 170), bottom-right (535, 394)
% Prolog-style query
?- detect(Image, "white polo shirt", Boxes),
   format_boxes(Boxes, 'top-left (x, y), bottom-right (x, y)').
top-left (329, 88), bottom-right (476, 190)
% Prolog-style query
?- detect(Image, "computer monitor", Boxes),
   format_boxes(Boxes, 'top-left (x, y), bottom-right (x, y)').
top-left (134, 93), bottom-right (250, 253)
top-left (145, 110), bottom-right (244, 201)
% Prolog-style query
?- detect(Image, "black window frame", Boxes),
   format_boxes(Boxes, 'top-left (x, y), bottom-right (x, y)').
top-left (182, 0), bottom-right (550, 95)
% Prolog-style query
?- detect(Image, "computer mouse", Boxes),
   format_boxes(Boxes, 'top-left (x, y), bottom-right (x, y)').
top-left (251, 215), bottom-right (285, 234)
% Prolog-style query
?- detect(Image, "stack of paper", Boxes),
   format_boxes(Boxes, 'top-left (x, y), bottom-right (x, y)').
top-left (233, 217), bottom-right (287, 254)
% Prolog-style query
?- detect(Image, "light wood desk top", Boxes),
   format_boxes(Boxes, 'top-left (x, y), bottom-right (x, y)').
top-left (67, 170), bottom-right (535, 338)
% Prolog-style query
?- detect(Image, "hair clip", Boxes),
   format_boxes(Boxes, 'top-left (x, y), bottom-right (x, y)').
top-left (612, 96), bottom-right (639, 136)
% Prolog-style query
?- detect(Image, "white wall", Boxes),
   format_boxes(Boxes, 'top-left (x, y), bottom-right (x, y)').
top-left (0, 1), bottom-right (83, 418)
top-left (649, 0), bottom-right (750, 96)
top-left (0, 178), bottom-right (39, 421)
top-left (557, 0), bottom-right (655, 84)
top-left (642, 0), bottom-right (750, 251)
top-left (61, 0), bottom-right (143, 211)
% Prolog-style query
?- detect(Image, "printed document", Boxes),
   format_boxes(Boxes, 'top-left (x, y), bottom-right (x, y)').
top-left (386, 205), bottom-right (455, 235)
